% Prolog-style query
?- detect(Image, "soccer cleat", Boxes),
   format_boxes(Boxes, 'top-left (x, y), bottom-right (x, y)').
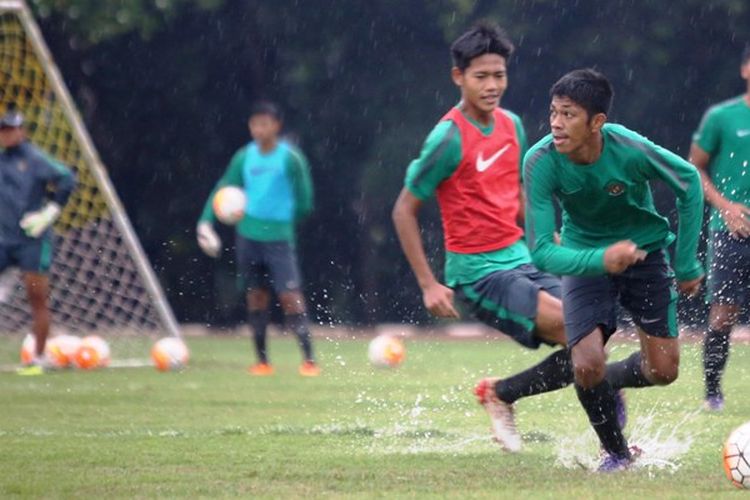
top-left (473, 377), bottom-right (522, 452)
top-left (614, 389), bottom-right (628, 429)
top-left (16, 364), bottom-right (44, 376)
top-left (597, 445), bottom-right (642, 473)
top-left (248, 362), bottom-right (274, 376)
top-left (299, 361), bottom-right (321, 377)
top-left (703, 394), bottom-right (725, 412)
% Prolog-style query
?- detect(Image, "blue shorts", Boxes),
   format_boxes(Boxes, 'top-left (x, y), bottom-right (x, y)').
top-left (0, 239), bottom-right (52, 274)
top-left (235, 236), bottom-right (302, 294)
top-left (456, 264), bottom-right (562, 349)
top-left (707, 231), bottom-right (750, 305)
top-left (562, 250), bottom-right (678, 348)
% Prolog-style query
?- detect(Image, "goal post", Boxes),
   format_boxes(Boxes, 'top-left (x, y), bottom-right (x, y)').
top-left (0, 0), bottom-right (180, 348)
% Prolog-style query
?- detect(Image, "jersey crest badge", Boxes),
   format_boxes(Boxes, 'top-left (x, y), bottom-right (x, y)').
top-left (16, 160), bottom-right (27, 172)
top-left (605, 180), bottom-right (626, 197)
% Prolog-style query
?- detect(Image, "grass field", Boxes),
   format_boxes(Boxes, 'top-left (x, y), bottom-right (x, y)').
top-left (1, 333), bottom-right (748, 498)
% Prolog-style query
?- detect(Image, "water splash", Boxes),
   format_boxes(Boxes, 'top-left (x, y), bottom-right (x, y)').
top-left (556, 406), bottom-right (699, 472)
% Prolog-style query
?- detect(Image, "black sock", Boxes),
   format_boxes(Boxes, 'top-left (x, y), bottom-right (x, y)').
top-left (495, 349), bottom-right (573, 404)
top-left (704, 327), bottom-right (731, 398)
top-left (606, 352), bottom-right (653, 390)
top-left (575, 380), bottom-right (630, 458)
top-left (286, 313), bottom-right (314, 362)
top-left (248, 309), bottom-right (269, 364)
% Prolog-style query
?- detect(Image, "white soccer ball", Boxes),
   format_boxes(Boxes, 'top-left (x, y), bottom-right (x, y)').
top-left (724, 421), bottom-right (750, 489)
top-left (368, 334), bottom-right (405, 367)
top-left (151, 337), bottom-right (190, 372)
top-left (212, 186), bottom-right (246, 225)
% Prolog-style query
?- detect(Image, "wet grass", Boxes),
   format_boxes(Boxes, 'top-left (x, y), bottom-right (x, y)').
top-left (0, 333), bottom-right (748, 498)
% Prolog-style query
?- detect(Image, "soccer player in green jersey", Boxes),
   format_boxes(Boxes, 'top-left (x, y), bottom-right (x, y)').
top-left (524, 69), bottom-right (704, 470)
top-left (393, 24), bottom-right (629, 453)
top-left (197, 101), bottom-right (318, 377)
top-left (690, 46), bottom-right (750, 411)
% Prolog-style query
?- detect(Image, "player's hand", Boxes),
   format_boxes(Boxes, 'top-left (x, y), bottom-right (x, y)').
top-left (719, 201), bottom-right (750, 239)
top-left (19, 202), bottom-right (61, 238)
top-left (603, 240), bottom-right (647, 274)
top-left (678, 275), bottom-right (704, 298)
top-left (422, 282), bottom-right (460, 319)
top-left (196, 222), bottom-right (221, 258)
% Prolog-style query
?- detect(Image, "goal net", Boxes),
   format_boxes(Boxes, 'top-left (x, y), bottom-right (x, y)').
top-left (0, 0), bottom-right (180, 359)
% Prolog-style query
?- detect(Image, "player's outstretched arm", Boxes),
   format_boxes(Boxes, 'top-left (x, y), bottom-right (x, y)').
top-left (392, 188), bottom-right (459, 319)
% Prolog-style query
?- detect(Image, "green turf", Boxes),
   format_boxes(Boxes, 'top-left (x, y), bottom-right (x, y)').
top-left (0, 334), bottom-right (748, 498)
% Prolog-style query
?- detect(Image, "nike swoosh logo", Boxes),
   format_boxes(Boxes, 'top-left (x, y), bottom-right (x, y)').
top-left (641, 317), bottom-right (661, 324)
top-left (476, 144), bottom-right (511, 172)
top-left (738, 129), bottom-right (750, 138)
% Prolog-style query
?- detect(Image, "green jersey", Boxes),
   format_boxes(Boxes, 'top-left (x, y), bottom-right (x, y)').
top-left (693, 96), bottom-right (750, 231)
top-left (199, 141), bottom-right (313, 242)
top-left (404, 107), bottom-right (530, 286)
top-left (524, 123), bottom-right (704, 281)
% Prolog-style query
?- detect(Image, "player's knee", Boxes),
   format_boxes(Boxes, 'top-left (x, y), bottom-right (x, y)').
top-left (279, 291), bottom-right (305, 314)
top-left (573, 358), bottom-right (606, 389)
top-left (648, 364), bottom-right (678, 386)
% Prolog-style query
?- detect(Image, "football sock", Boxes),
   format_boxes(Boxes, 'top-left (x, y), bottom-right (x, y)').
top-left (703, 327), bottom-right (731, 398)
top-left (286, 313), bottom-right (314, 362)
top-left (575, 380), bottom-right (630, 459)
top-left (495, 349), bottom-right (573, 404)
top-left (606, 352), bottom-right (653, 390)
top-left (248, 309), bottom-right (269, 364)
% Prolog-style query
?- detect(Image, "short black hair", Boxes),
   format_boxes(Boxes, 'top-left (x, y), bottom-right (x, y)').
top-left (450, 22), bottom-right (514, 72)
top-left (250, 100), bottom-right (282, 121)
top-left (742, 45), bottom-right (750, 66)
top-left (550, 68), bottom-right (614, 119)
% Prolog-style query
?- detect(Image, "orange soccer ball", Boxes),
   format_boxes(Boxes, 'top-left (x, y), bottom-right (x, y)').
top-left (46, 334), bottom-right (82, 368)
top-left (151, 337), bottom-right (190, 372)
top-left (74, 335), bottom-right (110, 370)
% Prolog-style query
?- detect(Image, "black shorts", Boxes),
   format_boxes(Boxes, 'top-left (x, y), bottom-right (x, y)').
top-left (561, 250), bottom-right (678, 348)
top-left (0, 239), bottom-right (52, 274)
top-left (235, 236), bottom-right (302, 294)
top-left (455, 264), bottom-right (562, 349)
top-left (707, 231), bottom-right (750, 305)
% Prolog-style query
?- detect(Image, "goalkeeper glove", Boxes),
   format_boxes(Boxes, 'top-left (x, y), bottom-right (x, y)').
top-left (197, 222), bottom-right (221, 258)
top-left (20, 202), bottom-right (61, 238)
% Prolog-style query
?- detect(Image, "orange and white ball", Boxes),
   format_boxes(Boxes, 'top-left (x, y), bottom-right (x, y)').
top-left (151, 337), bottom-right (189, 372)
top-left (212, 186), bottom-right (246, 225)
top-left (74, 335), bottom-right (110, 370)
top-left (20, 334), bottom-right (37, 365)
top-left (368, 334), bottom-right (406, 367)
top-left (724, 421), bottom-right (750, 489)
top-left (46, 334), bottom-right (82, 368)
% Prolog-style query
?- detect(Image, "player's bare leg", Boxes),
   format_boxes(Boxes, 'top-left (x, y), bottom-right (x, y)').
top-left (16, 272), bottom-right (51, 375)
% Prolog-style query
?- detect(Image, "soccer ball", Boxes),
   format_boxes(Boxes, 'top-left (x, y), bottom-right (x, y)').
top-left (74, 335), bottom-right (111, 370)
top-left (20, 334), bottom-right (36, 365)
top-left (212, 186), bottom-right (246, 225)
top-left (20, 334), bottom-right (81, 368)
top-left (724, 421), bottom-right (750, 488)
top-left (151, 337), bottom-right (190, 372)
top-left (46, 334), bottom-right (82, 368)
top-left (368, 334), bottom-right (405, 367)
